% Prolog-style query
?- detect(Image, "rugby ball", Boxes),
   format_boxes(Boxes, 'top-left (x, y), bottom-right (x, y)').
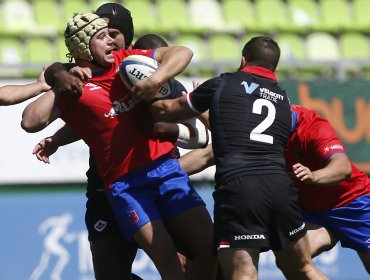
top-left (119, 55), bottom-right (171, 99)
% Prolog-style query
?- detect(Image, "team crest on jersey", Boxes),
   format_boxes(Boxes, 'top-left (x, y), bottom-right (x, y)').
top-left (94, 220), bottom-right (108, 232)
top-left (129, 210), bottom-right (139, 225)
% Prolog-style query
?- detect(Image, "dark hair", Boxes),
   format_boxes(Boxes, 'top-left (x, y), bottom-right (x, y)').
top-left (96, 3), bottom-right (134, 48)
top-left (242, 36), bottom-right (280, 71)
top-left (133, 33), bottom-right (169, 49)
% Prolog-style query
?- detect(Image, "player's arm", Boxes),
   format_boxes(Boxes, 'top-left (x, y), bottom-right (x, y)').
top-left (179, 144), bottom-right (215, 176)
top-left (21, 90), bottom-right (61, 133)
top-left (151, 76), bottom-right (219, 123)
top-left (33, 125), bottom-right (81, 164)
top-left (293, 153), bottom-right (351, 185)
top-left (44, 62), bottom-right (87, 98)
top-left (293, 121), bottom-right (352, 185)
top-left (150, 94), bottom-right (200, 123)
top-left (0, 65), bottom-right (51, 106)
top-left (133, 46), bottom-right (193, 102)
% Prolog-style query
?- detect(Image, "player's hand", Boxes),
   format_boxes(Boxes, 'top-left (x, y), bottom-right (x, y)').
top-left (32, 137), bottom-right (59, 164)
top-left (292, 163), bottom-right (317, 184)
top-left (53, 70), bottom-right (85, 98)
top-left (69, 66), bottom-right (92, 81)
top-left (192, 80), bottom-right (200, 90)
top-left (132, 79), bottom-right (159, 103)
top-left (37, 65), bottom-right (52, 92)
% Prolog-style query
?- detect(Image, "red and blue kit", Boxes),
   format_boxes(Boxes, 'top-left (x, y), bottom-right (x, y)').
top-left (57, 49), bottom-right (204, 240)
top-left (287, 104), bottom-right (370, 211)
top-left (57, 48), bottom-right (174, 189)
top-left (287, 104), bottom-right (370, 253)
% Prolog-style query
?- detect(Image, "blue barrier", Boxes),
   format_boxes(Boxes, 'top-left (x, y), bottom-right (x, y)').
top-left (0, 187), bottom-right (368, 280)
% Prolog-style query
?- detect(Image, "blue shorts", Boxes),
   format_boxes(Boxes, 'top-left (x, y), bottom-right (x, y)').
top-left (106, 155), bottom-right (205, 240)
top-left (302, 194), bottom-right (370, 253)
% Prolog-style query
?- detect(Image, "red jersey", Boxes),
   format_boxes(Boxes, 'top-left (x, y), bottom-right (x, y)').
top-left (57, 49), bottom-right (174, 189)
top-left (286, 105), bottom-right (370, 211)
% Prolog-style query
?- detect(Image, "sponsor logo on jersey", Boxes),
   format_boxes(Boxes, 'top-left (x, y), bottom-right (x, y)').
top-left (234, 234), bottom-right (266, 240)
top-left (129, 210), bottom-right (139, 225)
top-left (289, 222), bottom-right (305, 236)
top-left (94, 220), bottom-right (108, 232)
top-left (241, 81), bottom-right (259, 94)
top-left (86, 82), bottom-right (102, 91)
top-left (259, 88), bottom-right (284, 103)
top-left (104, 97), bottom-right (136, 118)
top-left (323, 144), bottom-right (344, 154)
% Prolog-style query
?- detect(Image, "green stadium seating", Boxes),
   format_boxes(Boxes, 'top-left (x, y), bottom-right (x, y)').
top-left (157, 0), bottom-right (191, 34)
top-left (0, 0), bottom-right (36, 36)
top-left (33, 0), bottom-right (62, 35)
top-left (275, 33), bottom-right (307, 79)
top-left (124, 0), bottom-right (156, 34)
top-left (208, 34), bottom-right (240, 74)
top-left (288, 0), bottom-right (321, 32)
top-left (90, 0), bottom-right (115, 11)
top-left (0, 38), bottom-right (25, 65)
top-left (209, 34), bottom-right (240, 61)
top-left (254, 0), bottom-right (292, 32)
top-left (352, 0), bottom-right (370, 32)
top-left (304, 32), bottom-right (340, 79)
top-left (61, 0), bottom-right (91, 31)
top-left (222, 0), bottom-right (256, 32)
top-left (306, 32), bottom-right (340, 61)
top-left (339, 32), bottom-right (370, 78)
top-left (175, 34), bottom-right (209, 76)
top-left (241, 33), bottom-right (268, 45)
top-left (188, 0), bottom-right (240, 34)
top-left (275, 33), bottom-right (306, 62)
top-left (319, 0), bottom-right (353, 32)
top-left (56, 36), bottom-right (70, 62)
top-left (26, 37), bottom-right (55, 65)
top-left (339, 32), bottom-right (370, 60)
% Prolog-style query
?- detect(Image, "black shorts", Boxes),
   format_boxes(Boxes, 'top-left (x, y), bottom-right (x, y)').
top-left (85, 190), bottom-right (125, 242)
top-left (213, 174), bottom-right (306, 252)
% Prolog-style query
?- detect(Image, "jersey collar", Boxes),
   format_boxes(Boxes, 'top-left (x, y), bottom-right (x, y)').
top-left (240, 66), bottom-right (277, 81)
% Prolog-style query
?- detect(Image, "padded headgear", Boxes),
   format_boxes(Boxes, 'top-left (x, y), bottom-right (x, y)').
top-left (96, 3), bottom-right (134, 49)
top-left (64, 12), bottom-right (107, 62)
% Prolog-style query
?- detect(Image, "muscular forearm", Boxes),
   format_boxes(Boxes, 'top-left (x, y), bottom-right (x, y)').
top-left (179, 144), bottom-right (214, 175)
top-left (21, 90), bottom-right (60, 133)
top-left (151, 96), bottom-right (198, 123)
top-left (0, 82), bottom-right (45, 106)
top-left (51, 124), bottom-right (81, 147)
top-left (151, 47), bottom-right (193, 87)
top-left (294, 153), bottom-right (352, 186)
top-left (311, 154), bottom-right (352, 185)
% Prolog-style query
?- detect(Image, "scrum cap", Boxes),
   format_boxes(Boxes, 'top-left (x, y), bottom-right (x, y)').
top-left (64, 12), bottom-right (107, 61)
top-left (96, 3), bottom-right (134, 49)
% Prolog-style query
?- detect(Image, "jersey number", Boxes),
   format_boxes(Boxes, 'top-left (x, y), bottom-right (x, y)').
top-left (250, 99), bottom-right (275, 144)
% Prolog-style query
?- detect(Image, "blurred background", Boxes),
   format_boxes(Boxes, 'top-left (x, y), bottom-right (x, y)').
top-left (0, 0), bottom-right (369, 279)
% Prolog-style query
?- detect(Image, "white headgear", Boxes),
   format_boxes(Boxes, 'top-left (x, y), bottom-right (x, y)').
top-left (64, 12), bottom-right (107, 61)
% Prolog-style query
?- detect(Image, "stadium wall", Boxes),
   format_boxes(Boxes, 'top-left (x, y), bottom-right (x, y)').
top-left (0, 185), bottom-right (369, 280)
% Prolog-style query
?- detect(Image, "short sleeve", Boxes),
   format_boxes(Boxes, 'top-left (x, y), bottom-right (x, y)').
top-left (187, 76), bottom-right (223, 113)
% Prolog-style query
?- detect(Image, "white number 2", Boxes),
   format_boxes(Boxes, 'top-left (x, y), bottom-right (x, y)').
top-left (250, 99), bottom-right (276, 144)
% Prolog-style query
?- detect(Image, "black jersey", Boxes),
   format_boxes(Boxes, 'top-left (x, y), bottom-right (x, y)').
top-left (188, 66), bottom-right (292, 185)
